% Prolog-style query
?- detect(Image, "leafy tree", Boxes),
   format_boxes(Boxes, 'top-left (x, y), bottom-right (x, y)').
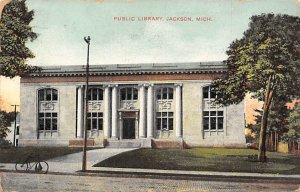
top-left (285, 103), bottom-right (300, 139)
top-left (0, 112), bottom-right (10, 138)
top-left (0, 110), bottom-right (15, 124)
top-left (0, 0), bottom-right (38, 78)
top-left (253, 98), bottom-right (290, 134)
top-left (213, 14), bottom-right (300, 162)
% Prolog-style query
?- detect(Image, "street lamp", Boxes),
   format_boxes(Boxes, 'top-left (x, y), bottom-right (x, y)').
top-left (82, 36), bottom-right (91, 172)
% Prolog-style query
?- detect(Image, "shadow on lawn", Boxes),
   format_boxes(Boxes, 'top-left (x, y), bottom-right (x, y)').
top-left (0, 146), bottom-right (99, 163)
top-left (94, 148), bottom-right (300, 174)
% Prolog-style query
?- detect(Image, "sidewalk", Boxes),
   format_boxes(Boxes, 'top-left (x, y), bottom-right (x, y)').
top-left (47, 148), bottom-right (136, 173)
top-left (87, 167), bottom-right (300, 182)
top-left (1, 148), bottom-right (300, 182)
top-left (0, 148), bottom-right (136, 173)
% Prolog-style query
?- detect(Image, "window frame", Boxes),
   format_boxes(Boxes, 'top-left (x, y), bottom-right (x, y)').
top-left (120, 87), bottom-right (138, 101)
top-left (87, 112), bottom-right (103, 131)
top-left (203, 110), bottom-right (224, 132)
top-left (156, 87), bottom-right (174, 100)
top-left (38, 112), bottom-right (58, 132)
top-left (203, 85), bottom-right (217, 100)
top-left (202, 85), bottom-right (224, 132)
top-left (156, 112), bottom-right (174, 131)
top-left (38, 88), bottom-right (58, 101)
top-left (88, 88), bottom-right (104, 101)
top-left (38, 88), bottom-right (59, 133)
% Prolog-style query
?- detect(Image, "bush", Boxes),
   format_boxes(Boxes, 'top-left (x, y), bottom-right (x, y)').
top-left (0, 138), bottom-right (12, 148)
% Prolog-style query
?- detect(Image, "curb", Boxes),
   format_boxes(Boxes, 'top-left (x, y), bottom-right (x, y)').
top-left (82, 169), bottom-right (300, 183)
top-left (1, 168), bottom-right (300, 184)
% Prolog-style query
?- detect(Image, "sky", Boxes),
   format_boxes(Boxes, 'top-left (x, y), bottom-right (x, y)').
top-left (0, 0), bottom-right (299, 123)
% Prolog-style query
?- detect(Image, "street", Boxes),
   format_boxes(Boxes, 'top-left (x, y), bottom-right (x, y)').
top-left (1, 172), bottom-right (299, 192)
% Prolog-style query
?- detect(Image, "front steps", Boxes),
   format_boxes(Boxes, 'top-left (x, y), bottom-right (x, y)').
top-left (69, 139), bottom-right (104, 147)
top-left (105, 139), bottom-right (152, 148)
top-left (69, 138), bottom-right (185, 149)
top-left (151, 139), bottom-right (185, 149)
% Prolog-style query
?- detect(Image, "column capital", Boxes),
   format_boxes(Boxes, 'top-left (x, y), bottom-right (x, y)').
top-left (77, 85), bottom-right (84, 88)
top-left (102, 84), bottom-right (110, 88)
top-left (174, 83), bottom-right (183, 87)
top-left (138, 83), bottom-right (147, 88)
top-left (138, 83), bottom-right (154, 88)
top-left (111, 84), bottom-right (119, 88)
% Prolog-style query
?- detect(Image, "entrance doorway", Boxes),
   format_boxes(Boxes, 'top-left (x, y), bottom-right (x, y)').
top-left (123, 118), bottom-right (135, 139)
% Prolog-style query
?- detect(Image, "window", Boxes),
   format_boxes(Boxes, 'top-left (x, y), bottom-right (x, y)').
top-left (203, 86), bottom-right (217, 99)
top-left (16, 126), bottom-right (19, 135)
top-left (203, 85), bottom-right (223, 131)
top-left (88, 88), bottom-right (103, 101)
top-left (87, 112), bottom-right (103, 131)
top-left (38, 88), bottom-right (59, 133)
top-left (39, 113), bottom-right (58, 131)
top-left (156, 87), bottom-right (173, 100)
top-left (38, 88), bottom-right (58, 132)
top-left (39, 88), bottom-right (58, 101)
top-left (156, 112), bottom-right (173, 130)
top-left (120, 87), bottom-right (138, 100)
top-left (203, 111), bottom-right (223, 131)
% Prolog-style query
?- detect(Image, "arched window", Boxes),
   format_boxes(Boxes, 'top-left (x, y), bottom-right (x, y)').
top-left (88, 88), bottom-right (103, 101)
top-left (38, 88), bottom-right (58, 101)
top-left (202, 85), bottom-right (223, 131)
top-left (156, 87), bottom-right (173, 100)
top-left (203, 86), bottom-right (216, 99)
top-left (120, 87), bottom-right (138, 100)
top-left (38, 88), bottom-right (58, 132)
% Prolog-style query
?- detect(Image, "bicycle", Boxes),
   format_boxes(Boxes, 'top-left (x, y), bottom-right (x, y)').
top-left (15, 155), bottom-right (49, 174)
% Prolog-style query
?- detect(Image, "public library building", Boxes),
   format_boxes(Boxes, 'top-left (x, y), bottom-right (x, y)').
top-left (19, 62), bottom-right (246, 148)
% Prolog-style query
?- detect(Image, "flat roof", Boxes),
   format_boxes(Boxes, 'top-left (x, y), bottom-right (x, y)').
top-left (26, 61), bottom-right (227, 77)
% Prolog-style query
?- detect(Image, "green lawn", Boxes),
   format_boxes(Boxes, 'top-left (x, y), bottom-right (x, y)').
top-left (94, 148), bottom-right (300, 174)
top-left (0, 146), bottom-right (97, 163)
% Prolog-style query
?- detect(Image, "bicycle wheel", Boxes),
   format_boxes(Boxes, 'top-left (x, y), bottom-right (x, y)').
top-left (34, 161), bottom-right (49, 174)
top-left (15, 163), bottom-right (28, 171)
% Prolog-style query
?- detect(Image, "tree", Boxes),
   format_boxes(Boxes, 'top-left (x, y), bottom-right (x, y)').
top-left (288, 102), bottom-right (300, 134)
top-left (0, 0), bottom-right (38, 78)
top-left (249, 98), bottom-right (291, 150)
top-left (0, 112), bottom-right (10, 138)
top-left (213, 14), bottom-right (300, 162)
top-left (254, 98), bottom-right (290, 133)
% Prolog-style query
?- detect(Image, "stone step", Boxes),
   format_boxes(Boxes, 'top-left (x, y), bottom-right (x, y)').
top-left (151, 140), bottom-right (184, 149)
top-left (69, 139), bottom-right (104, 147)
top-left (106, 139), bottom-right (151, 148)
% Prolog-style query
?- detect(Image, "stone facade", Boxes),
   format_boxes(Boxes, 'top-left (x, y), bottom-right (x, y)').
top-left (19, 62), bottom-right (246, 147)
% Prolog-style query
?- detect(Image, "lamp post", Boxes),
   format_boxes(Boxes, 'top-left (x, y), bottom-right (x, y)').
top-left (82, 36), bottom-right (90, 172)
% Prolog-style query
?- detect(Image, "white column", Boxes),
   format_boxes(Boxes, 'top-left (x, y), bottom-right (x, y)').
top-left (147, 84), bottom-right (154, 138)
top-left (103, 85), bottom-right (111, 138)
top-left (111, 85), bottom-right (118, 139)
top-left (175, 84), bottom-right (182, 138)
top-left (77, 86), bottom-right (83, 138)
top-left (139, 84), bottom-right (146, 138)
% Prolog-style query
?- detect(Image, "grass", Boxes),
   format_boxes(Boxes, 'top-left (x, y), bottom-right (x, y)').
top-left (94, 148), bottom-right (300, 174)
top-left (0, 146), bottom-right (98, 163)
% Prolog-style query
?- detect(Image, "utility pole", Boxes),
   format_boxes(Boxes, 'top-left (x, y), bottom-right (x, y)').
top-left (11, 104), bottom-right (19, 147)
top-left (82, 36), bottom-right (90, 172)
